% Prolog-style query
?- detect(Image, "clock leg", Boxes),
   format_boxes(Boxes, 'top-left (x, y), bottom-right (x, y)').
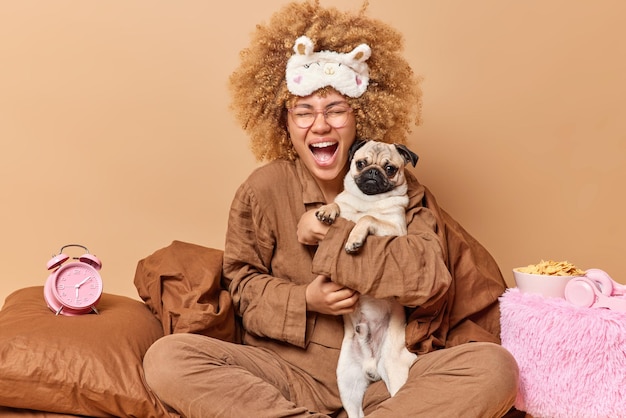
top-left (91, 305), bottom-right (100, 315)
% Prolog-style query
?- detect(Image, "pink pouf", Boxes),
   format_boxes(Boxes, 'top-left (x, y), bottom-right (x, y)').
top-left (499, 288), bottom-right (626, 418)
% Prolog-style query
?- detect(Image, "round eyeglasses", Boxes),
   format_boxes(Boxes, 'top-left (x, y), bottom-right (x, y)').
top-left (287, 105), bottom-right (353, 129)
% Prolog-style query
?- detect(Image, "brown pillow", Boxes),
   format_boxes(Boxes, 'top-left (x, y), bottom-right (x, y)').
top-left (0, 406), bottom-right (80, 417)
top-left (0, 286), bottom-right (175, 417)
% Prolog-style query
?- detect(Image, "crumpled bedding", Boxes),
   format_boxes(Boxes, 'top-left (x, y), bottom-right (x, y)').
top-left (133, 240), bottom-right (240, 343)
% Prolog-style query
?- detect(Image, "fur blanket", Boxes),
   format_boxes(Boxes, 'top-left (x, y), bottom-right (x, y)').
top-left (499, 288), bottom-right (626, 418)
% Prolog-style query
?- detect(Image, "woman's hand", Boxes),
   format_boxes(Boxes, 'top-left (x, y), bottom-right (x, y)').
top-left (297, 209), bottom-right (330, 245)
top-left (305, 275), bottom-right (359, 315)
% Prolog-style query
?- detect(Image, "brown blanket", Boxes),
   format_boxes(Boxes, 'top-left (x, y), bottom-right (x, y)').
top-left (134, 240), bottom-right (240, 343)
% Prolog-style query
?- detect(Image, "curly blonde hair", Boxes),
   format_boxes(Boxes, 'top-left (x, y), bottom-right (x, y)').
top-left (229, 0), bottom-right (422, 162)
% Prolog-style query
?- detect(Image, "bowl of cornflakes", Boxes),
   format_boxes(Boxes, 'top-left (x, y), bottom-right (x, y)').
top-left (513, 260), bottom-right (585, 298)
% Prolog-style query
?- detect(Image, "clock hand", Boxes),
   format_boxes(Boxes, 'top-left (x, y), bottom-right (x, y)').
top-left (75, 276), bottom-right (93, 288)
top-left (74, 276), bottom-right (94, 301)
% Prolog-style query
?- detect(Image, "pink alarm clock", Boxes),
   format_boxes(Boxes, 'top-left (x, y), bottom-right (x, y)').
top-left (43, 244), bottom-right (103, 316)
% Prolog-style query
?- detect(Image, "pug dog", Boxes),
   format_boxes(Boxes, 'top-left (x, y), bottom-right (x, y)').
top-left (315, 139), bottom-right (419, 418)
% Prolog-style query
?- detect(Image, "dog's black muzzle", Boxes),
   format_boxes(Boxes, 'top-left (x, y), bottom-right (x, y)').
top-left (355, 168), bottom-right (394, 195)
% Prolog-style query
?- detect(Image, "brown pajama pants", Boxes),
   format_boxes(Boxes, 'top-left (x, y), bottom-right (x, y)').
top-left (143, 333), bottom-right (518, 418)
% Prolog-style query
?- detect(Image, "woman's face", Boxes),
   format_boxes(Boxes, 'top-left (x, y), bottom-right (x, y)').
top-left (286, 90), bottom-right (357, 185)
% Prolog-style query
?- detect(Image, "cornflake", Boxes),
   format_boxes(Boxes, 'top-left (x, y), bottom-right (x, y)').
top-left (517, 259), bottom-right (585, 276)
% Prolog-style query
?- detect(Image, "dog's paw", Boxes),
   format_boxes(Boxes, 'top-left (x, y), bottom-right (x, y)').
top-left (316, 203), bottom-right (340, 225)
top-left (344, 237), bottom-right (364, 253)
top-left (345, 227), bottom-right (368, 253)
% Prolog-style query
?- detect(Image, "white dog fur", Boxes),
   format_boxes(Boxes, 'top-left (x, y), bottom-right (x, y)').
top-left (316, 140), bottom-right (418, 418)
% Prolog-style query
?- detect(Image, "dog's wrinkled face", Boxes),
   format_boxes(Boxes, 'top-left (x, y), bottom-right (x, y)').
top-left (348, 140), bottom-right (418, 196)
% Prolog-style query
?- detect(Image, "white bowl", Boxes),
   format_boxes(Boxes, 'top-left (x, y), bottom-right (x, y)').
top-left (512, 269), bottom-right (580, 298)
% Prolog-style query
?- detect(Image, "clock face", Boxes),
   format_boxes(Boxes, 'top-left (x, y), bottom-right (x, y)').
top-left (51, 262), bottom-right (103, 309)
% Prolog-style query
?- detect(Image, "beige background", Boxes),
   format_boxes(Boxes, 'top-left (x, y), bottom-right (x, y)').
top-left (1, 0), bottom-right (624, 305)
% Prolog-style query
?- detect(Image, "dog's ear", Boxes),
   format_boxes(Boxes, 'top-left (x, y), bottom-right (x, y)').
top-left (348, 139), bottom-right (368, 163)
top-left (394, 144), bottom-right (419, 167)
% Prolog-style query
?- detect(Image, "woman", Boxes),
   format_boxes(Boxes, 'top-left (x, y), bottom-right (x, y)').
top-left (143, 1), bottom-right (519, 417)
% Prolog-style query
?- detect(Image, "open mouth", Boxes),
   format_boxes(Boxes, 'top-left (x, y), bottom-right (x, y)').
top-left (309, 141), bottom-right (338, 163)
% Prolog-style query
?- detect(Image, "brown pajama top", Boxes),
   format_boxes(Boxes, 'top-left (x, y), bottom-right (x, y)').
top-left (223, 157), bottom-right (505, 403)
